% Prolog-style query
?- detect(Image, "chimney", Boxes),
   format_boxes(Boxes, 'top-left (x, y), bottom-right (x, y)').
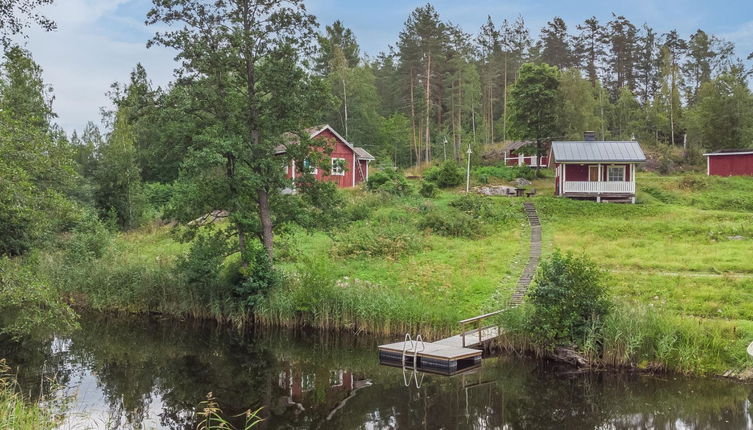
top-left (583, 131), bottom-right (596, 142)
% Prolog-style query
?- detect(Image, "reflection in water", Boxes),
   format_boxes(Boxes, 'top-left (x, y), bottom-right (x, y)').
top-left (2, 313), bottom-right (752, 429)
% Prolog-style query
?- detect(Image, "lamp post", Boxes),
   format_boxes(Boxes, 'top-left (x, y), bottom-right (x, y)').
top-left (466, 143), bottom-right (472, 193)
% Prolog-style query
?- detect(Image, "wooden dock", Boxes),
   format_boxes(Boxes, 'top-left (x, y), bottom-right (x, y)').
top-left (377, 313), bottom-right (503, 375)
top-left (378, 202), bottom-right (542, 376)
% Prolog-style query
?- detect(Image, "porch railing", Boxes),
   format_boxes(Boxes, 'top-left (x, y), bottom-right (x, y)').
top-left (563, 181), bottom-right (635, 194)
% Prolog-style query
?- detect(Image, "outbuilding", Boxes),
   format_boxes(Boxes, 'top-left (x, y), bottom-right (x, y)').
top-left (704, 149), bottom-right (753, 177)
top-left (550, 133), bottom-right (646, 204)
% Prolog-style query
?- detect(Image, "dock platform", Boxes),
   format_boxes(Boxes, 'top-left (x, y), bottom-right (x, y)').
top-left (378, 340), bottom-right (482, 375)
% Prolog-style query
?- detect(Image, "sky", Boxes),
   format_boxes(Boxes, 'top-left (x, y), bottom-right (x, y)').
top-left (14, 0), bottom-right (753, 134)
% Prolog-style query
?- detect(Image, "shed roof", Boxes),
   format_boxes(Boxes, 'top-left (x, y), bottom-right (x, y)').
top-left (704, 149), bottom-right (753, 156)
top-left (551, 141), bottom-right (646, 163)
top-left (353, 146), bottom-right (375, 161)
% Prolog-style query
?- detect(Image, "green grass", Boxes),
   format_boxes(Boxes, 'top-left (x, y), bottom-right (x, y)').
top-left (501, 171), bottom-right (753, 373)
top-left (30, 169), bottom-right (753, 374)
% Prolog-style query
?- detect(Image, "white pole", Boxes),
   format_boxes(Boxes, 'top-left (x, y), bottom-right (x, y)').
top-left (466, 144), bottom-right (472, 193)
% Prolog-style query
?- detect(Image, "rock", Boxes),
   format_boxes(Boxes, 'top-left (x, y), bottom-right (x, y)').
top-left (551, 346), bottom-right (591, 368)
top-left (474, 185), bottom-right (515, 196)
top-left (728, 235), bottom-right (745, 241)
top-left (515, 178), bottom-right (532, 186)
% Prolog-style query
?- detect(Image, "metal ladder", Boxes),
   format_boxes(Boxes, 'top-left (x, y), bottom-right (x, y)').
top-left (401, 333), bottom-right (426, 388)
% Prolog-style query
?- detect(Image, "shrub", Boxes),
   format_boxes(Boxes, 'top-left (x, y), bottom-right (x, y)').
top-left (527, 250), bottom-right (611, 347)
top-left (176, 229), bottom-right (232, 301)
top-left (423, 161), bottom-right (464, 188)
top-left (0, 258), bottom-right (78, 340)
top-left (419, 181), bottom-right (439, 198)
top-left (473, 165), bottom-right (538, 182)
top-left (332, 220), bottom-right (423, 259)
top-left (418, 207), bottom-right (482, 238)
top-left (366, 169), bottom-right (413, 196)
top-left (235, 244), bottom-right (279, 310)
top-left (63, 211), bottom-right (112, 264)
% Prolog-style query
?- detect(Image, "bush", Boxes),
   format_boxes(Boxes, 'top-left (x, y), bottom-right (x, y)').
top-left (332, 220), bottom-right (423, 259)
top-left (418, 207), bottom-right (483, 238)
top-left (527, 250), bottom-right (611, 347)
top-left (366, 169), bottom-right (413, 196)
top-left (63, 211), bottom-right (112, 264)
top-left (473, 165), bottom-right (538, 182)
top-left (423, 161), bottom-right (464, 188)
top-left (176, 229), bottom-right (232, 302)
top-left (419, 181), bottom-right (439, 198)
top-left (0, 258), bottom-right (78, 340)
top-left (235, 244), bottom-right (279, 310)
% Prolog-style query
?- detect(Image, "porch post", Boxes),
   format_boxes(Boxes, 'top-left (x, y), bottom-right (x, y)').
top-left (597, 163), bottom-right (602, 203)
top-left (562, 164), bottom-right (566, 196)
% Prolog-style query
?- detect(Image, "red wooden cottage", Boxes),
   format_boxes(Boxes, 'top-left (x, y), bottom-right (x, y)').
top-left (550, 133), bottom-right (646, 204)
top-left (276, 124), bottom-right (375, 188)
top-left (704, 149), bottom-right (753, 177)
top-left (503, 141), bottom-right (549, 167)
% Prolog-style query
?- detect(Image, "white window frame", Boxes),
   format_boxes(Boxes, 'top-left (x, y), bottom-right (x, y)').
top-left (331, 157), bottom-right (346, 176)
top-left (303, 159), bottom-right (317, 175)
top-left (607, 165), bottom-right (626, 182)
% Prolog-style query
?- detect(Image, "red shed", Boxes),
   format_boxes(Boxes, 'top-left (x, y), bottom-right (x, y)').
top-left (276, 125), bottom-right (375, 188)
top-left (704, 149), bottom-right (753, 177)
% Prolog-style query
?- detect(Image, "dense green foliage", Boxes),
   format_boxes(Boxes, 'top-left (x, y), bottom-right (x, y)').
top-left (423, 160), bottom-right (464, 188)
top-left (527, 251), bottom-right (611, 346)
top-left (365, 168), bottom-right (413, 195)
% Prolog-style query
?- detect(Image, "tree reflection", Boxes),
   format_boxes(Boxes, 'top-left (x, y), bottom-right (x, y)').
top-left (3, 313), bottom-right (752, 429)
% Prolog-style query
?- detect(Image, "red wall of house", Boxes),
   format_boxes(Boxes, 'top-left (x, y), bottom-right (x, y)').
top-left (562, 163), bottom-right (631, 181)
top-left (355, 160), bottom-right (369, 184)
top-left (284, 129), bottom-right (359, 188)
top-left (708, 154), bottom-right (753, 176)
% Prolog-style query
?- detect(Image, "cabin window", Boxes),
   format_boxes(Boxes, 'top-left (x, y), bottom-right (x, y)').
top-left (303, 159), bottom-right (317, 175)
top-left (331, 158), bottom-right (346, 176)
top-left (607, 166), bottom-right (625, 182)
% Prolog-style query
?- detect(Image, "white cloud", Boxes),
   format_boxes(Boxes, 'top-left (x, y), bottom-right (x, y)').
top-left (15, 0), bottom-right (177, 133)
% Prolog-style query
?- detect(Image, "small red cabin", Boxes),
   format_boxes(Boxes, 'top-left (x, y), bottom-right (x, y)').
top-left (704, 149), bottom-right (753, 177)
top-left (503, 141), bottom-right (549, 168)
top-left (550, 136), bottom-right (646, 204)
top-left (276, 125), bottom-right (375, 188)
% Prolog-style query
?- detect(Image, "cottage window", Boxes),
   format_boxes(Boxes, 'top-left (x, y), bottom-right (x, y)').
top-left (331, 158), bottom-right (346, 176)
top-left (303, 159), bottom-right (317, 175)
top-left (607, 166), bottom-right (625, 182)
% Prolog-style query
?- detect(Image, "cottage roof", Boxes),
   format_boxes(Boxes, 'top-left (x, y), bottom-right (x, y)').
top-left (274, 124), bottom-right (374, 160)
top-left (551, 141), bottom-right (646, 163)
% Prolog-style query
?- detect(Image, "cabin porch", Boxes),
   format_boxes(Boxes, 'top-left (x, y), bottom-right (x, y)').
top-left (556, 162), bottom-right (637, 203)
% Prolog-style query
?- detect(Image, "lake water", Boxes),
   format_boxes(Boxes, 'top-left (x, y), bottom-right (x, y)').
top-left (2, 313), bottom-right (752, 429)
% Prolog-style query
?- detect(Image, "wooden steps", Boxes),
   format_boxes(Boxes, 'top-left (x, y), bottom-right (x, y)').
top-left (510, 202), bottom-right (542, 306)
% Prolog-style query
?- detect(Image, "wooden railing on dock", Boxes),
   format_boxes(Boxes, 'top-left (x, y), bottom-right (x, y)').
top-left (459, 310), bottom-right (506, 348)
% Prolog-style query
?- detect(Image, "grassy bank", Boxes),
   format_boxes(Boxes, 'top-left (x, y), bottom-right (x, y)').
top-left (33, 189), bottom-right (527, 338)
top-left (16, 166), bottom-right (753, 375)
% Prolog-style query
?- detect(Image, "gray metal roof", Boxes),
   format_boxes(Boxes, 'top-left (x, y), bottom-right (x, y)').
top-left (353, 147), bottom-right (375, 160)
top-left (551, 141), bottom-right (646, 163)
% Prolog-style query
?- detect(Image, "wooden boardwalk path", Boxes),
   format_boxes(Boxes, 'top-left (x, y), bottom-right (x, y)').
top-left (378, 201), bottom-right (543, 375)
top-left (510, 202), bottom-right (541, 306)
